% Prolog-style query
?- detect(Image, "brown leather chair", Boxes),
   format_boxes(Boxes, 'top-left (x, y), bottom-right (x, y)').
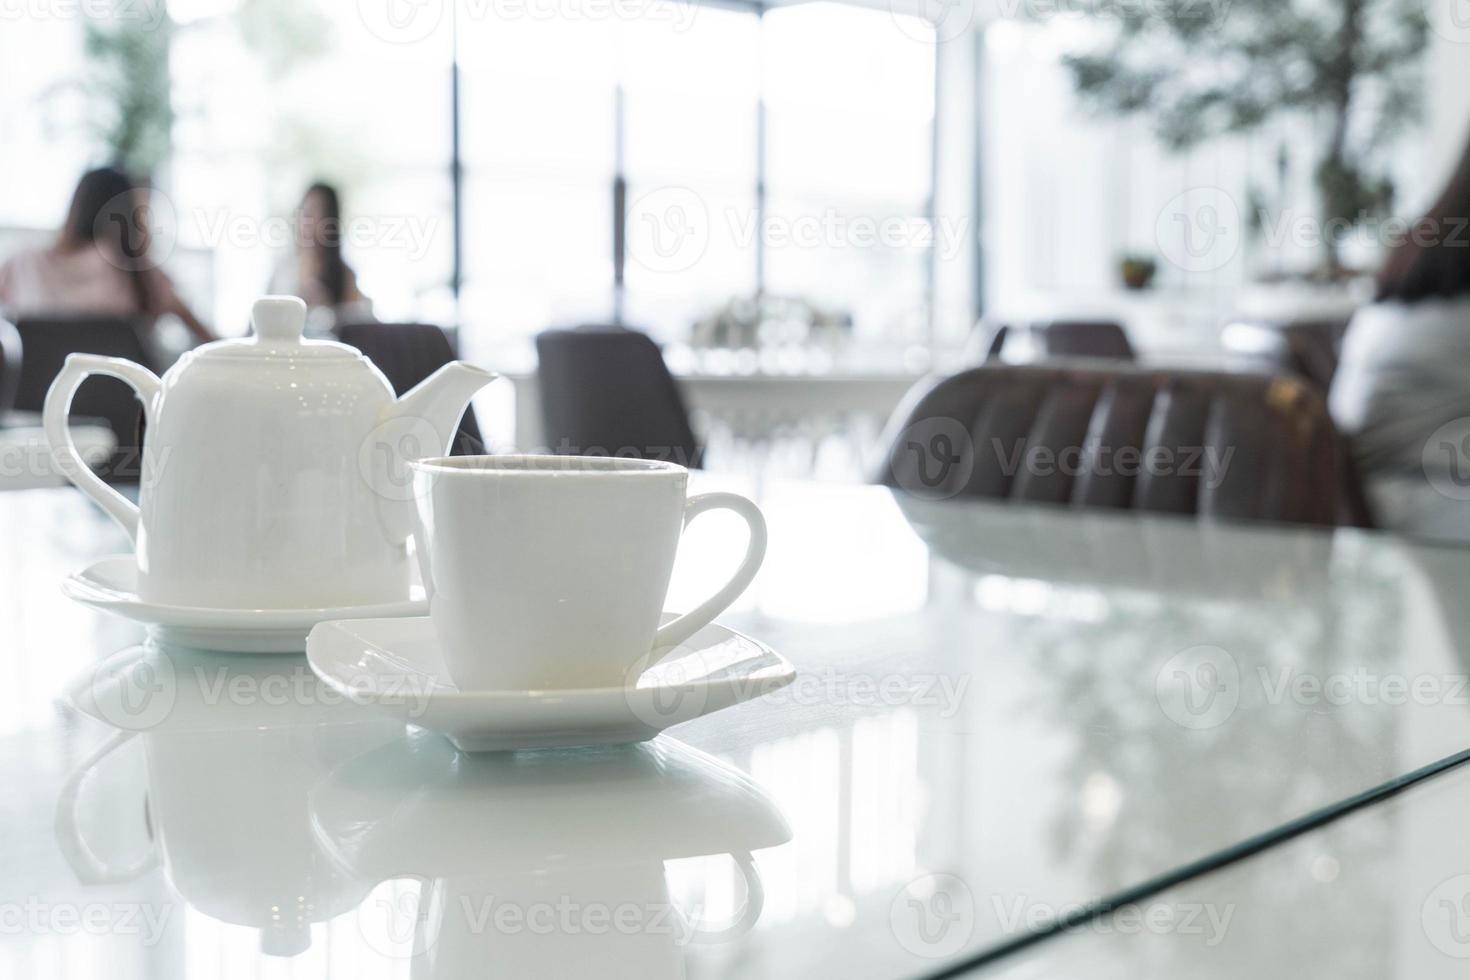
top-left (1220, 317), bottom-right (1350, 392)
top-left (1033, 320), bottom-right (1135, 360)
top-left (879, 362), bottom-right (1371, 528)
top-left (0, 319), bottom-right (19, 417)
top-left (13, 315), bottom-right (157, 482)
top-left (535, 326), bottom-right (701, 467)
top-left (334, 321), bottom-right (483, 454)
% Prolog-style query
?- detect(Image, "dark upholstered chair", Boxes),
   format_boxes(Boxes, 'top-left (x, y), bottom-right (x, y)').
top-left (1033, 320), bottom-right (1136, 360)
top-left (879, 362), bottom-right (1371, 528)
top-left (334, 322), bottom-right (483, 454)
top-left (0, 319), bottom-right (19, 417)
top-left (13, 315), bottom-right (157, 482)
top-left (535, 327), bottom-right (700, 467)
top-left (1220, 317), bottom-right (1351, 392)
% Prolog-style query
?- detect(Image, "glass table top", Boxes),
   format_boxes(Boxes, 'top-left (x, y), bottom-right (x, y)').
top-left (973, 749), bottom-right (1470, 979)
top-left (3, 477), bottom-right (1470, 978)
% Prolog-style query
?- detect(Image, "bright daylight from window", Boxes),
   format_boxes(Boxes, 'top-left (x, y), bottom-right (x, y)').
top-left (2, 0), bottom-right (1470, 978)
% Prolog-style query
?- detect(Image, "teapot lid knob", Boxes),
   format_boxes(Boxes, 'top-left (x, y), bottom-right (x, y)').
top-left (251, 296), bottom-right (307, 345)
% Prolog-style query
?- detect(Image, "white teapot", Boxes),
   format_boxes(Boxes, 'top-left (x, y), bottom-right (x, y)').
top-left (44, 296), bottom-right (495, 609)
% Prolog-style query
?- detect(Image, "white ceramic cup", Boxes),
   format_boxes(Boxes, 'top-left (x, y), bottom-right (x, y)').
top-left (409, 455), bottom-right (767, 691)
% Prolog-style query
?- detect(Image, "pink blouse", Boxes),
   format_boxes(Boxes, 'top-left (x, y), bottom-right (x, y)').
top-left (0, 246), bottom-right (179, 321)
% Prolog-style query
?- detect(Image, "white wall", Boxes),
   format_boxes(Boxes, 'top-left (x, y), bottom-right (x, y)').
top-left (1427, 29), bottom-right (1470, 190)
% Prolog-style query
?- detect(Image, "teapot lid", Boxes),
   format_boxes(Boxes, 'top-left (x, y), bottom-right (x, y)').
top-left (196, 296), bottom-right (360, 362)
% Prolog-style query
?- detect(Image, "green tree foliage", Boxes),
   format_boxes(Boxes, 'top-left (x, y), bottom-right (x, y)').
top-left (72, 0), bottom-right (331, 178)
top-left (1062, 0), bottom-right (1427, 270)
top-left (82, 13), bottom-right (174, 174)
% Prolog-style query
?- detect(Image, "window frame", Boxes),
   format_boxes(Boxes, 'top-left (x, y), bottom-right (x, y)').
top-left (447, 0), bottom-right (944, 342)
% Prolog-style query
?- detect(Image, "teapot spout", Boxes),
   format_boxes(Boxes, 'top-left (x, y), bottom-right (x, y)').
top-left (372, 361), bottom-right (496, 544)
top-left (389, 361), bottom-right (497, 456)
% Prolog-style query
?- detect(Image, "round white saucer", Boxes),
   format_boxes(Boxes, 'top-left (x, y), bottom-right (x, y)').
top-left (62, 556), bottom-right (428, 653)
top-left (306, 616), bottom-right (796, 752)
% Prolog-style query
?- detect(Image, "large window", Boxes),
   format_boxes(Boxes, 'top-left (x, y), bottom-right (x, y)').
top-left (3, 1), bottom-right (940, 347)
top-left (461, 0), bottom-right (936, 347)
top-left (619, 5), bottom-right (761, 339)
top-left (762, 4), bottom-right (936, 345)
top-left (457, 2), bottom-right (765, 348)
top-left (457, 14), bottom-right (618, 346)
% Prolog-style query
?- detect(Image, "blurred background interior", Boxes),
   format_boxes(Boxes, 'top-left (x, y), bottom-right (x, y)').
top-left (8, 6), bottom-right (1470, 973)
top-left (1, 0), bottom-right (1467, 528)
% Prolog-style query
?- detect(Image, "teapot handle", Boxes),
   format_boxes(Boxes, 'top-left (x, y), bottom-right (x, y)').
top-left (53, 730), bottom-right (159, 885)
top-left (43, 354), bottom-right (162, 544)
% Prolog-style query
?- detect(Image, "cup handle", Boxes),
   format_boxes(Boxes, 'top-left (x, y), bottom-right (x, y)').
top-left (53, 730), bottom-right (159, 885)
top-left (653, 492), bottom-right (766, 651)
top-left (43, 353), bottom-right (162, 544)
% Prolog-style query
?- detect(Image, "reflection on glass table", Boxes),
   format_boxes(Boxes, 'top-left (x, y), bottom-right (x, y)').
top-left (313, 732), bottom-right (789, 978)
top-left (6, 479), bottom-right (1470, 977)
top-left (59, 645), bottom-right (405, 957)
top-left (975, 754), bottom-right (1470, 979)
top-left (50, 642), bottom-right (789, 979)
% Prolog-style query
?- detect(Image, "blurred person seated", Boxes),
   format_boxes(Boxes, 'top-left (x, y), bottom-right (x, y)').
top-left (0, 167), bottom-right (216, 344)
top-left (1330, 131), bottom-right (1470, 543)
top-left (268, 182), bottom-right (374, 334)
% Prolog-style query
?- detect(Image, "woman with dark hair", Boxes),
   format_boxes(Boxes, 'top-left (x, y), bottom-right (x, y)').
top-left (0, 167), bottom-right (215, 343)
top-left (1330, 132), bottom-right (1470, 541)
top-left (268, 182), bottom-right (373, 332)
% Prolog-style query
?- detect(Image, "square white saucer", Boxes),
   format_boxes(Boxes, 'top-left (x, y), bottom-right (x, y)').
top-left (306, 615), bottom-right (796, 752)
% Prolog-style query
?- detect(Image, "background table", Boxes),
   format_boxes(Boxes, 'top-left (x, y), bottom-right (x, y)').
top-left (3, 479), bottom-right (1470, 978)
top-left (500, 367), bottom-right (927, 482)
